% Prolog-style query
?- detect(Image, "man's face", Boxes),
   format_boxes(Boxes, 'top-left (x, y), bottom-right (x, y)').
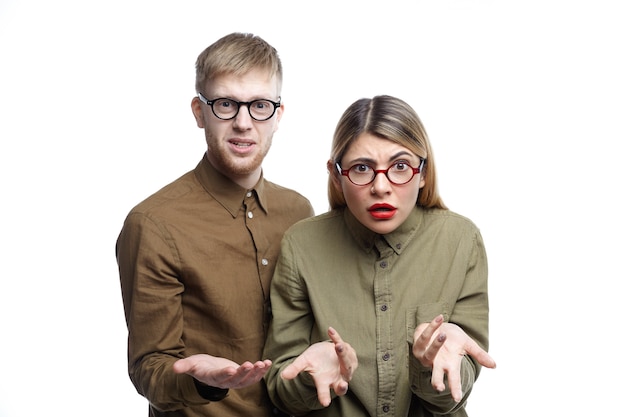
top-left (192, 69), bottom-right (283, 188)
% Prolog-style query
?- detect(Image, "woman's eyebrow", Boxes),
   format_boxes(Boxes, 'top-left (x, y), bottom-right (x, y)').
top-left (346, 151), bottom-right (414, 166)
top-left (345, 157), bottom-right (376, 166)
top-left (387, 151), bottom-right (413, 162)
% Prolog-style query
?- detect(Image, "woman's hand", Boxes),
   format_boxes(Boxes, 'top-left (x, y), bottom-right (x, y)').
top-left (412, 314), bottom-right (496, 402)
top-left (281, 327), bottom-right (358, 407)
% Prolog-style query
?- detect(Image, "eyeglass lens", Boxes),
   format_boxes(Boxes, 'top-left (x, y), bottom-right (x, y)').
top-left (348, 163), bottom-right (417, 185)
top-left (212, 98), bottom-right (276, 121)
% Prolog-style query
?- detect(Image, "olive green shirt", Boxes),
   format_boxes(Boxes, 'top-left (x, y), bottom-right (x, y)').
top-left (264, 207), bottom-right (489, 417)
top-left (116, 154), bottom-right (314, 417)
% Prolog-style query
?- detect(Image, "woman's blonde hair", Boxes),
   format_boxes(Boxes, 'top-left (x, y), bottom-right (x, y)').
top-left (328, 95), bottom-right (446, 210)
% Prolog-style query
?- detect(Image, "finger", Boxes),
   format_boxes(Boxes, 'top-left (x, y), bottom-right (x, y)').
top-left (315, 382), bottom-right (332, 407)
top-left (431, 364), bottom-right (446, 393)
top-left (238, 361), bottom-right (255, 371)
top-left (333, 379), bottom-right (349, 396)
top-left (230, 364), bottom-right (270, 388)
top-left (328, 327), bottom-right (357, 381)
top-left (465, 340), bottom-right (497, 369)
top-left (337, 349), bottom-right (356, 382)
top-left (427, 333), bottom-right (446, 362)
top-left (416, 314), bottom-right (444, 345)
top-left (420, 332), bottom-right (445, 368)
top-left (328, 326), bottom-right (344, 343)
top-left (446, 365), bottom-right (463, 403)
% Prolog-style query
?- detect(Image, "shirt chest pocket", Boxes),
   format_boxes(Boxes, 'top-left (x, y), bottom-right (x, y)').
top-left (405, 302), bottom-right (450, 344)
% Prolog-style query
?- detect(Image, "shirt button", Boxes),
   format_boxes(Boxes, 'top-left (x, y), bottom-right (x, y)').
top-left (261, 258), bottom-right (269, 266)
top-left (247, 211), bottom-right (253, 219)
top-left (382, 405), bottom-right (390, 412)
top-left (246, 191), bottom-right (252, 198)
top-left (382, 352), bottom-right (390, 361)
top-left (381, 304), bottom-right (388, 311)
top-left (380, 261), bottom-right (388, 268)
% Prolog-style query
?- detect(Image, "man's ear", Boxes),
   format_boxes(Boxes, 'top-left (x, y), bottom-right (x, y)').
top-left (275, 102), bottom-right (284, 123)
top-left (191, 97), bottom-right (205, 128)
top-left (271, 103), bottom-right (284, 135)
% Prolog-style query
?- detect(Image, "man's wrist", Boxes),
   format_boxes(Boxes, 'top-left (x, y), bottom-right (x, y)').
top-left (193, 378), bottom-right (229, 401)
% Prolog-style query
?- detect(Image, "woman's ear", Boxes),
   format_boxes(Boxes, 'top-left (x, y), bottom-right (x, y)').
top-left (326, 159), bottom-right (335, 174)
top-left (327, 159), bottom-right (342, 189)
top-left (418, 160), bottom-right (427, 188)
top-left (419, 172), bottom-right (426, 189)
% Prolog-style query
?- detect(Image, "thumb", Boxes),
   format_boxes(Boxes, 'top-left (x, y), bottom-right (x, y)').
top-left (466, 340), bottom-right (496, 369)
top-left (172, 358), bottom-right (191, 374)
top-left (280, 359), bottom-right (307, 380)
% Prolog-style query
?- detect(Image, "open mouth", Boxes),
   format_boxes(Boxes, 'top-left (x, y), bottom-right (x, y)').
top-left (369, 204), bottom-right (396, 219)
top-left (230, 139), bottom-right (254, 147)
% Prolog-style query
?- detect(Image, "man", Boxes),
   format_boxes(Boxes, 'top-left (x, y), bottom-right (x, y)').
top-left (116, 32), bottom-right (314, 417)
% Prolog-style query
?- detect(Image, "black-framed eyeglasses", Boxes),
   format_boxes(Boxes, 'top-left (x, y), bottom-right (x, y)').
top-left (336, 159), bottom-right (426, 186)
top-left (197, 92), bottom-right (281, 121)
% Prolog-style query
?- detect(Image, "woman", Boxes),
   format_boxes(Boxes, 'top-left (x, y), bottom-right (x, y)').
top-left (264, 95), bottom-right (495, 416)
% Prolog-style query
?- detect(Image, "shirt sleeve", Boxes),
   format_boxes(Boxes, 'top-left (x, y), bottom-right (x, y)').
top-left (116, 211), bottom-right (211, 411)
top-left (263, 233), bottom-right (327, 415)
top-left (408, 227), bottom-right (489, 415)
top-left (409, 354), bottom-right (477, 414)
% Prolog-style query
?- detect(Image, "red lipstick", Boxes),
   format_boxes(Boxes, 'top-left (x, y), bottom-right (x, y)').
top-left (368, 203), bottom-right (397, 219)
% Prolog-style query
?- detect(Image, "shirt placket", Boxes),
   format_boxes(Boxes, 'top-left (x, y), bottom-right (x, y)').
top-left (243, 191), bottom-right (272, 325)
top-left (374, 237), bottom-right (396, 416)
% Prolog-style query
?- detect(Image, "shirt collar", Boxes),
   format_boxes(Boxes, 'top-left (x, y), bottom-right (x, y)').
top-left (343, 205), bottom-right (424, 255)
top-left (194, 153), bottom-right (268, 217)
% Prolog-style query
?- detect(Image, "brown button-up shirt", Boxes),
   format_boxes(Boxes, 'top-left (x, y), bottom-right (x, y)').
top-left (116, 154), bottom-right (314, 417)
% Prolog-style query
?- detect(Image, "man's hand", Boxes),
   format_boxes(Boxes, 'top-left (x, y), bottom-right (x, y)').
top-left (173, 354), bottom-right (272, 389)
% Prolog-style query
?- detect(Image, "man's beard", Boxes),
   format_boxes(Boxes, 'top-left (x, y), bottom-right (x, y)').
top-left (208, 137), bottom-right (271, 177)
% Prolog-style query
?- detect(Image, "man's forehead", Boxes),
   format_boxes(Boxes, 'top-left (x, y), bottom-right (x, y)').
top-left (204, 71), bottom-right (279, 97)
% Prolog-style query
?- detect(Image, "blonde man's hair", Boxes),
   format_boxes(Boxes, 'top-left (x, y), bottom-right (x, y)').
top-left (195, 32), bottom-right (283, 95)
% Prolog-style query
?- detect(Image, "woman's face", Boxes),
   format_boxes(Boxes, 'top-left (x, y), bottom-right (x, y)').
top-left (334, 133), bottom-right (425, 235)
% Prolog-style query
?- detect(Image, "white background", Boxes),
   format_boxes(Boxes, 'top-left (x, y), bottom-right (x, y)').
top-left (1, 1), bottom-right (625, 415)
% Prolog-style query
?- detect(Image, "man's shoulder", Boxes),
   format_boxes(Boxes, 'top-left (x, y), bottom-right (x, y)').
top-left (263, 179), bottom-right (309, 200)
top-left (263, 180), bottom-right (314, 212)
top-left (127, 170), bottom-right (198, 216)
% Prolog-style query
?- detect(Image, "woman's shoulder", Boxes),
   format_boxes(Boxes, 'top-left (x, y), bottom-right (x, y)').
top-left (422, 207), bottom-right (481, 233)
top-left (285, 209), bottom-right (345, 235)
